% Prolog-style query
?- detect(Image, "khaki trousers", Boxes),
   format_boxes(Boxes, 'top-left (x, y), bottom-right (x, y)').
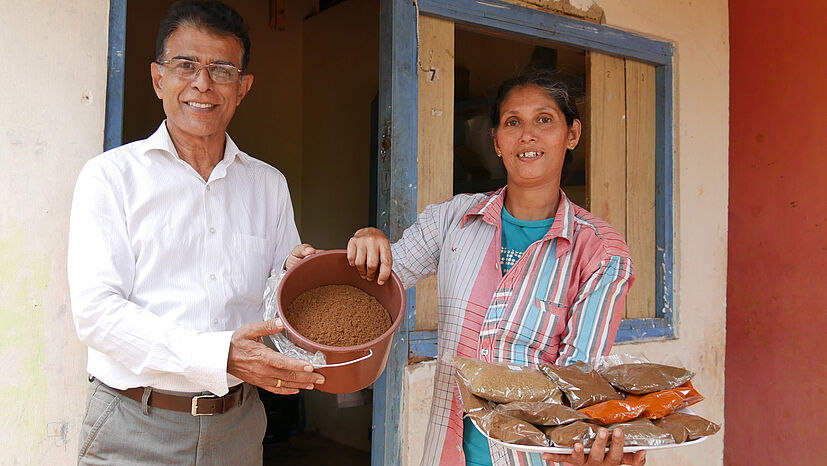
top-left (78, 378), bottom-right (267, 465)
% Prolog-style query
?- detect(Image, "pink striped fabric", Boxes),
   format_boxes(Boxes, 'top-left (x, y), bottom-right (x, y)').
top-left (390, 187), bottom-right (634, 466)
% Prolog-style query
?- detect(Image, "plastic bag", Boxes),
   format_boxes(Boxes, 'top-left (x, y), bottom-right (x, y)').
top-left (453, 356), bottom-right (563, 404)
top-left (495, 401), bottom-right (589, 426)
top-left (539, 361), bottom-right (622, 409)
top-left (605, 418), bottom-right (675, 446)
top-left (653, 412), bottom-right (720, 441)
top-left (262, 271), bottom-right (326, 366)
top-left (474, 410), bottom-right (548, 446)
top-left (577, 399), bottom-right (646, 425)
top-left (455, 372), bottom-right (491, 414)
top-left (625, 381), bottom-right (704, 419)
top-left (597, 354), bottom-right (694, 395)
top-left (543, 421), bottom-right (601, 447)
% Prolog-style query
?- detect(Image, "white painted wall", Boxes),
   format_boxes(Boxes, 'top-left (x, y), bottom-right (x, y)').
top-left (0, 0), bottom-right (108, 464)
top-left (401, 0), bottom-right (730, 464)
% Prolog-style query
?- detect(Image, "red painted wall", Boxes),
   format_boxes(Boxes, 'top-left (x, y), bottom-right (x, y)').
top-left (726, 1), bottom-right (827, 464)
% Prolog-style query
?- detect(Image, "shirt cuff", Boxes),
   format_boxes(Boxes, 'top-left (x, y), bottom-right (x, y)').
top-left (189, 330), bottom-right (234, 396)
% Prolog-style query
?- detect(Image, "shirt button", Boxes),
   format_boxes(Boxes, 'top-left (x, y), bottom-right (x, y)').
top-left (480, 348), bottom-right (489, 357)
top-left (209, 227), bottom-right (216, 234)
top-left (209, 274), bottom-right (216, 280)
top-left (212, 319), bottom-right (219, 324)
top-left (206, 185), bottom-right (211, 191)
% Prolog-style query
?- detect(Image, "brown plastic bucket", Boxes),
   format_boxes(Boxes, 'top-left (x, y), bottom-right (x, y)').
top-left (277, 249), bottom-right (406, 394)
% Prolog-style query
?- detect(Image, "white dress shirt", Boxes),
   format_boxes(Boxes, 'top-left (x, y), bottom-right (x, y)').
top-left (68, 122), bottom-right (300, 396)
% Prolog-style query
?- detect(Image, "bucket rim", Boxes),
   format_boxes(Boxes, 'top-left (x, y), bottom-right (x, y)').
top-left (277, 249), bottom-right (407, 353)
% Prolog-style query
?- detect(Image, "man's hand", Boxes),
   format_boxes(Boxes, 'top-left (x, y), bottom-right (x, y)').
top-left (346, 227), bottom-right (392, 285)
top-left (227, 319), bottom-right (324, 395)
top-left (541, 428), bottom-right (646, 466)
top-left (285, 243), bottom-right (319, 271)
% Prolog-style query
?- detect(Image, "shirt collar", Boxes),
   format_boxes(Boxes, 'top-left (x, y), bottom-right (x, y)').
top-left (462, 185), bottom-right (576, 246)
top-left (141, 121), bottom-right (244, 179)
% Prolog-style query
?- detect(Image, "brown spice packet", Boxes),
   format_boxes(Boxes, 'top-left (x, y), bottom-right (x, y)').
top-left (542, 421), bottom-right (600, 447)
top-left (653, 417), bottom-right (688, 443)
top-left (653, 412), bottom-right (720, 441)
top-left (495, 401), bottom-right (589, 426)
top-left (454, 356), bottom-right (563, 404)
top-left (474, 410), bottom-right (548, 446)
top-left (605, 418), bottom-right (675, 446)
top-left (540, 361), bottom-right (622, 409)
top-left (454, 371), bottom-right (490, 413)
top-left (599, 363), bottom-right (694, 395)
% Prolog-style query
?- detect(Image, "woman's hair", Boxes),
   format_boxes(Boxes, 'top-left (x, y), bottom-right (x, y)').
top-left (490, 68), bottom-right (582, 128)
top-left (490, 69), bottom-right (583, 183)
top-left (156, 0), bottom-right (251, 71)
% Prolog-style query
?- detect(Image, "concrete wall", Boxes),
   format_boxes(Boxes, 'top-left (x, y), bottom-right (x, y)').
top-left (726, 0), bottom-right (827, 464)
top-left (402, 1), bottom-right (730, 464)
top-left (0, 1), bottom-right (109, 464)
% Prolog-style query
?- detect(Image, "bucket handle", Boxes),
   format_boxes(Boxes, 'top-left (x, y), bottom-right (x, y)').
top-left (314, 349), bottom-right (373, 369)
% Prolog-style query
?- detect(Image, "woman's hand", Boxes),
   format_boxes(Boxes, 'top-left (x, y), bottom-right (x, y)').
top-left (346, 227), bottom-right (392, 285)
top-left (285, 243), bottom-right (319, 270)
top-left (542, 428), bottom-right (646, 466)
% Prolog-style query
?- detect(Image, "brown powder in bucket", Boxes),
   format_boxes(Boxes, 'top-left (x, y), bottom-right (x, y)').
top-left (285, 284), bottom-right (391, 347)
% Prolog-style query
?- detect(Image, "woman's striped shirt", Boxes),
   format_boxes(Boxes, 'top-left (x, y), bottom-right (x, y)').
top-left (390, 187), bottom-right (635, 466)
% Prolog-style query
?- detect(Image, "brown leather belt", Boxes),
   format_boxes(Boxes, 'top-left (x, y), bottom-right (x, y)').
top-left (116, 384), bottom-right (244, 416)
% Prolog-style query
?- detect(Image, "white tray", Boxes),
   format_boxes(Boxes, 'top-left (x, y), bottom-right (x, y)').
top-left (471, 417), bottom-right (707, 454)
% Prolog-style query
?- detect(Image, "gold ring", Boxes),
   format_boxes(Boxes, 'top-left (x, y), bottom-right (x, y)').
top-left (276, 379), bottom-right (282, 388)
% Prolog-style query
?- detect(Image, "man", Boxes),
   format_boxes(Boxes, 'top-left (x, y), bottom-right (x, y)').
top-left (67, 1), bottom-right (323, 464)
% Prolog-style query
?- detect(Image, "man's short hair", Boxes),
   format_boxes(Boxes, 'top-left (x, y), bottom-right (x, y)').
top-left (156, 0), bottom-right (251, 71)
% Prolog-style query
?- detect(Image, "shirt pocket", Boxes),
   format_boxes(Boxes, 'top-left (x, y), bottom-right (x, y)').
top-left (231, 233), bottom-right (275, 305)
top-left (506, 298), bottom-right (569, 358)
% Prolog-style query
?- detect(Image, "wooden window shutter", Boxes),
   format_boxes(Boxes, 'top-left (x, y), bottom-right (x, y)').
top-left (587, 52), bottom-right (657, 319)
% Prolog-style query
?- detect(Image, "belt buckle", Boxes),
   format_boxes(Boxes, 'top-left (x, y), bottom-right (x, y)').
top-left (191, 394), bottom-right (218, 416)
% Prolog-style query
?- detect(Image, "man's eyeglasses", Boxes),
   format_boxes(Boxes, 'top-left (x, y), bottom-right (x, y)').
top-left (158, 58), bottom-right (243, 84)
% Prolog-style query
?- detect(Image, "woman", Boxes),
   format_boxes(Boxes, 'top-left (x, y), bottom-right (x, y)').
top-left (288, 70), bottom-right (644, 466)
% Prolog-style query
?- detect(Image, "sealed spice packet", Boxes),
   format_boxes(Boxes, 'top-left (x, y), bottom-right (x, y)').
top-left (653, 412), bottom-right (720, 441)
top-left (495, 401), bottom-right (589, 426)
top-left (625, 381), bottom-right (704, 419)
top-left (539, 361), bottom-right (622, 409)
top-left (542, 421), bottom-right (601, 447)
top-left (455, 371), bottom-right (491, 414)
top-left (474, 410), bottom-right (548, 446)
top-left (453, 356), bottom-right (563, 404)
top-left (578, 399), bottom-right (646, 425)
top-left (599, 362), bottom-right (694, 395)
top-left (605, 418), bottom-right (675, 446)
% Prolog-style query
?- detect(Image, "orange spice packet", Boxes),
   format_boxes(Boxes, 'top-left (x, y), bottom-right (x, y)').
top-left (577, 399), bottom-right (645, 425)
top-left (625, 381), bottom-right (704, 419)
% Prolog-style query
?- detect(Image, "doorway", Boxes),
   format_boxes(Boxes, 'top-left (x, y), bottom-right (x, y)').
top-left (121, 1), bottom-right (379, 464)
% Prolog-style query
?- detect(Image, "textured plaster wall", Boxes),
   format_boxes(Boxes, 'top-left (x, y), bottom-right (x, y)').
top-left (601, 1), bottom-right (729, 464)
top-left (0, 1), bottom-right (108, 464)
top-left (402, 1), bottom-right (730, 464)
